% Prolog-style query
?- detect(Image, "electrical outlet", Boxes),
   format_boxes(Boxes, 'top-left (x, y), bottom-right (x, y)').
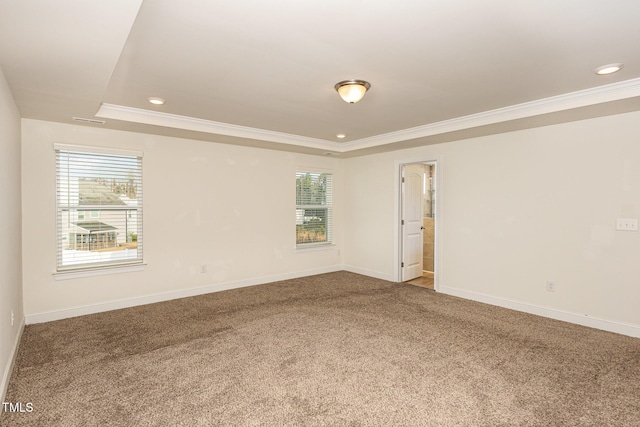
top-left (616, 218), bottom-right (638, 231)
top-left (200, 264), bottom-right (207, 274)
top-left (546, 281), bottom-right (556, 292)
top-left (11, 310), bottom-right (14, 326)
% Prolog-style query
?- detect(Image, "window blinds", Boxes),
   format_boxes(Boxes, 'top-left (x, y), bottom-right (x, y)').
top-left (55, 147), bottom-right (143, 271)
top-left (295, 171), bottom-right (333, 246)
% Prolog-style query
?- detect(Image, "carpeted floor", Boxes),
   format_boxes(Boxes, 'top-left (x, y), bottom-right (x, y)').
top-left (2, 271), bottom-right (639, 426)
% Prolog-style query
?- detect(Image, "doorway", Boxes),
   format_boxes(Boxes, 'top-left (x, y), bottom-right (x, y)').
top-left (400, 162), bottom-right (436, 290)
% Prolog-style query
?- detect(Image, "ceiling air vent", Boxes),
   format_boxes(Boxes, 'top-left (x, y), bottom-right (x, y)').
top-left (72, 117), bottom-right (106, 125)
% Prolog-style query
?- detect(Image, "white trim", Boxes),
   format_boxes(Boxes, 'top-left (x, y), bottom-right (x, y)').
top-left (343, 265), bottom-right (395, 282)
top-left (295, 169), bottom-right (335, 248)
top-left (55, 147), bottom-right (144, 274)
top-left (97, 78), bottom-right (640, 154)
top-left (341, 77), bottom-right (640, 151)
top-left (26, 265), bottom-right (343, 324)
top-left (53, 263), bottom-right (146, 281)
top-left (394, 155), bottom-right (443, 285)
top-left (295, 243), bottom-right (336, 253)
top-left (1, 317), bottom-right (24, 403)
top-left (96, 103), bottom-right (336, 152)
top-left (295, 165), bottom-right (335, 175)
top-left (439, 285), bottom-right (640, 338)
top-left (53, 142), bottom-right (143, 158)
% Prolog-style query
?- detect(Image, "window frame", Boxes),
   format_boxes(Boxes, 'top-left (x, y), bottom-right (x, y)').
top-left (295, 170), bottom-right (333, 248)
top-left (54, 143), bottom-right (144, 277)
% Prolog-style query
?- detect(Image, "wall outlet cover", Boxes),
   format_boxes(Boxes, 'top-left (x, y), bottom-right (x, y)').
top-left (616, 218), bottom-right (638, 231)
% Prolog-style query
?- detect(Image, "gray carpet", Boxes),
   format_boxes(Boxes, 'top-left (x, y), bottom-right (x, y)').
top-left (2, 271), bottom-right (639, 426)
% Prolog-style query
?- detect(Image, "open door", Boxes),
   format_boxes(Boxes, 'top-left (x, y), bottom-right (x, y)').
top-left (401, 164), bottom-right (424, 281)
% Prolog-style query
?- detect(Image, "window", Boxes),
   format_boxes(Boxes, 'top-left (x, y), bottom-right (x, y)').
top-left (296, 171), bottom-right (333, 246)
top-left (55, 145), bottom-right (143, 271)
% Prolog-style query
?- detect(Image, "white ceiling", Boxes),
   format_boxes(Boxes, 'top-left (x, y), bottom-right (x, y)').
top-left (1, 0), bottom-right (640, 157)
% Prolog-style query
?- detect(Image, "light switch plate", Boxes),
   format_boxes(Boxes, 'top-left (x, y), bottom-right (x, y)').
top-left (616, 218), bottom-right (639, 231)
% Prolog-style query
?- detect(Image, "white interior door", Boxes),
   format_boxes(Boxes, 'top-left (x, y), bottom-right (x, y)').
top-left (402, 164), bottom-right (424, 281)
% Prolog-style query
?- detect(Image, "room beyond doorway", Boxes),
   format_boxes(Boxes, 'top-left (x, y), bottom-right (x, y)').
top-left (406, 271), bottom-right (434, 290)
top-left (400, 161), bottom-right (437, 290)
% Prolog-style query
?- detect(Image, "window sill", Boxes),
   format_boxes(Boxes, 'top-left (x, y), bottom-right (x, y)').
top-left (53, 263), bottom-right (146, 281)
top-left (295, 243), bottom-right (336, 253)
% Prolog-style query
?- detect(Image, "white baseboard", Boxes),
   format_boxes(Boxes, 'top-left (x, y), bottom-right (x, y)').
top-left (1, 317), bottom-right (25, 403)
top-left (439, 285), bottom-right (640, 338)
top-left (27, 266), bottom-right (638, 339)
top-left (25, 265), bottom-right (343, 325)
top-left (343, 265), bottom-right (395, 282)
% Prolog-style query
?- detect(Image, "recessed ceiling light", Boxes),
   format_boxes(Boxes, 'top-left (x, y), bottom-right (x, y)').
top-left (594, 63), bottom-right (623, 75)
top-left (148, 97), bottom-right (166, 105)
top-left (336, 134), bottom-right (346, 139)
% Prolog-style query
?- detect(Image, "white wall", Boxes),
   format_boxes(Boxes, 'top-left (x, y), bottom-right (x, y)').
top-left (18, 109), bottom-right (640, 338)
top-left (343, 153), bottom-right (398, 280)
top-left (21, 119), bottom-right (343, 321)
top-left (345, 111), bottom-right (640, 336)
top-left (0, 67), bottom-right (23, 401)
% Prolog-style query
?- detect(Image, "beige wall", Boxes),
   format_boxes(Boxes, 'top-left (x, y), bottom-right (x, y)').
top-left (21, 119), bottom-right (343, 319)
top-left (0, 67), bottom-right (23, 400)
top-left (343, 154), bottom-right (396, 279)
top-left (345, 111), bottom-right (640, 333)
top-left (16, 105), bottom-right (640, 337)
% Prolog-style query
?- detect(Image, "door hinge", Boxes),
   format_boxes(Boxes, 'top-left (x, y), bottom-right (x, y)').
top-left (402, 177), bottom-right (405, 183)
top-left (401, 219), bottom-right (404, 225)
top-left (401, 262), bottom-right (404, 268)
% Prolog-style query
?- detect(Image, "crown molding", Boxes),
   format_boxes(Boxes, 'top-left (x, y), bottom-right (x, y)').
top-left (97, 78), bottom-right (640, 154)
top-left (96, 103), bottom-right (338, 151)
top-left (341, 77), bottom-right (640, 151)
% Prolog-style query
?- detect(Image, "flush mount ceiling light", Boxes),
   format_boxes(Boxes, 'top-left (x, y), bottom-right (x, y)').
top-left (336, 133), bottom-right (346, 139)
top-left (147, 97), bottom-right (166, 105)
top-left (594, 63), bottom-right (624, 75)
top-left (335, 80), bottom-right (371, 103)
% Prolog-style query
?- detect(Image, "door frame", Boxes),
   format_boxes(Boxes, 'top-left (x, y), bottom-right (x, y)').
top-left (394, 155), bottom-right (443, 290)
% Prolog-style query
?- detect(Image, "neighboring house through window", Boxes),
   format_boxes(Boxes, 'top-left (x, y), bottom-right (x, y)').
top-left (55, 144), bottom-right (143, 271)
top-left (295, 171), bottom-right (333, 247)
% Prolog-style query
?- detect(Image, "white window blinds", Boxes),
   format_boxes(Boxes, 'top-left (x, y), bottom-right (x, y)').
top-left (295, 171), bottom-right (333, 246)
top-left (55, 146), bottom-right (143, 271)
